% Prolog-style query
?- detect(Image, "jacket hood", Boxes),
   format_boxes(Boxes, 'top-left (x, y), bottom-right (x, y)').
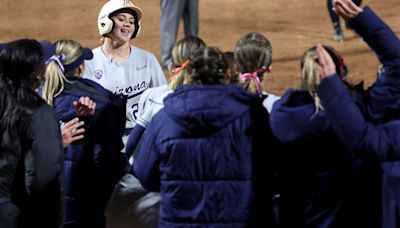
top-left (270, 89), bottom-right (331, 143)
top-left (163, 84), bottom-right (261, 133)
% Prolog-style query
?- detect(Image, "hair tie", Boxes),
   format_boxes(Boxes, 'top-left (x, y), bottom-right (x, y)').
top-left (257, 65), bottom-right (271, 75)
top-left (240, 72), bottom-right (262, 93)
top-left (173, 60), bottom-right (190, 75)
top-left (46, 54), bottom-right (66, 72)
top-left (260, 65), bottom-right (268, 73)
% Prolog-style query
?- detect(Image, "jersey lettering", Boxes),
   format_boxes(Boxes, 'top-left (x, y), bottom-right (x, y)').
top-left (131, 103), bottom-right (138, 120)
top-left (114, 81), bottom-right (148, 96)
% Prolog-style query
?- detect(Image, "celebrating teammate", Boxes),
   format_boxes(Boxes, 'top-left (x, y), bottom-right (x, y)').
top-left (83, 0), bottom-right (167, 148)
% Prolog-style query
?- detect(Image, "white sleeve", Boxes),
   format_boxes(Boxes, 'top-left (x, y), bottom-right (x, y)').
top-left (136, 86), bottom-right (169, 128)
top-left (135, 88), bottom-right (153, 128)
top-left (263, 93), bottom-right (281, 113)
top-left (148, 53), bottom-right (167, 87)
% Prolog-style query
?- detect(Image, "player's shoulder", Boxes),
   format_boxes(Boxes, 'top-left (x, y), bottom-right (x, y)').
top-left (141, 84), bottom-right (168, 100)
top-left (86, 46), bottom-right (106, 65)
top-left (147, 84), bottom-right (169, 98)
top-left (130, 45), bottom-right (156, 58)
top-left (91, 46), bottom-right (103, 55)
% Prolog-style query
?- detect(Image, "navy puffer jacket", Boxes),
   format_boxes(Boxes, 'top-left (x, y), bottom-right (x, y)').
top-left (134, 84), bottom-right (279, 227)
top-left (54, 77), bottom-right (127, 227)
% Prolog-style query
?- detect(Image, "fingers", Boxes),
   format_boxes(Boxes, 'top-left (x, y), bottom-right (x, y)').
top-left (316, 44), bottom-right (337, 80)
top-left (62, 117), bottom-right (79, 130)
top-left (62, 119), bottom-right (84, 136)
top-left (76, 96), bottom-right (95, 110)
top-left (316, 45), bottom-right (328, 65)
top-left (61, 118), bottom-right (85, 148)
top-left (79, 96), bottom-right (93, 108)
top-left (70, 135), bottom-right (84, 143)
top-left (62, 118), bottom-right (83, 132)
top-left (71, 129), bottom-right (85, 139)
top-left (61, 121), bottom-right (85, 137)
top-left (333, 0), bottom-right (363, 19)
top-left (344, 0), bottom-right (363, 13)
top-left (73, 96), bottom-right (96, 116)
top-left (316, 45), bottom-right (328, 80)
top-left (91, 102), bottom-right (96, 113)
top-left (71, 125), bottom-right (85, 136)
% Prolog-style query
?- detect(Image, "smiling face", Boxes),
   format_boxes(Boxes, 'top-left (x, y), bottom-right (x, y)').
top-left (109, 9), bottom-right (136, 42)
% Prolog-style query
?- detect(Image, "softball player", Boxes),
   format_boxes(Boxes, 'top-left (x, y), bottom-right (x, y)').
top-left (234, 32), bottom-right (281, 113)
top-left (84, 0), bottom-right (167, 137)
top-left (125, 35), bottom-right (206, 161)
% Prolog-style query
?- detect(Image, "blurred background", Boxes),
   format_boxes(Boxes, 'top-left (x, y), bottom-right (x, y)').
top-left (0, 0), bottom-right (399, 94)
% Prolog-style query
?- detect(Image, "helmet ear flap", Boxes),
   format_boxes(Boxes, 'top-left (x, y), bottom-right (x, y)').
top-left (97, 0), bottom-right (143, 39)
top-left (98, 17), bottom-right (114, 37)
top-left (131, 15), bottom-right (141, 39)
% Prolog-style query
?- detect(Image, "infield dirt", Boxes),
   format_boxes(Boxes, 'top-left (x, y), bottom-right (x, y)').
top-left (1, 0), bottom-right (399, 95)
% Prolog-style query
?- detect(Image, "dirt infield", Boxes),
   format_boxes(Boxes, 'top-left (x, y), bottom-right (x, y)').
top-left (0, 0), bottom-right (399, 95)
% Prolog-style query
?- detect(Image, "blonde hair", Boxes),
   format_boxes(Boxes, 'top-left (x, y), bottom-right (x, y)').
top-left (42, 39), bottom-right (83, 106)
top-left (234, 32), bottom-right (272, 94)
top-left (300, 47), bottom-right (323, 112)
top-left (168, 35), bottom-right (206, 90)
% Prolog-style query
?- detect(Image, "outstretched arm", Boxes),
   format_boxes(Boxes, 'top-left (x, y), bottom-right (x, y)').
top-left (335, 0), bottom-right (400, 66)
top-left (316, 44), bottom-right (400, 160)
top-left (335, 0), bottom-right (400, 122)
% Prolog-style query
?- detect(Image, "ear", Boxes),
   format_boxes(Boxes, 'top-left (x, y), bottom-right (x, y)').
top-left (267, 65), bottom-right (272, 73)
top-left (75, 64), bottom-right (85, 77)
top-left (225, 69), bottom-right (232, 83)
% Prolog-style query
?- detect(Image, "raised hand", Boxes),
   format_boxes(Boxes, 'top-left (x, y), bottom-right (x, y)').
top-left (316, 45), bottom-right (337, 80)
top-left (73, 96), bottom-right (96, 116)
top-left (61, 117), bottom-right (85, 148)
top-left (332, 0), bottom-right (363, 20)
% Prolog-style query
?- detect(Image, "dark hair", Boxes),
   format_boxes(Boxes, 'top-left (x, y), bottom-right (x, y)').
top-left (0, 39), bottom-right (44, 156)
top-left (186, 46), bottom-right (227, 85)
top-left (110, 7), bottom-right (139, 21)
top-left (223, 51), bottom-right (239, 84)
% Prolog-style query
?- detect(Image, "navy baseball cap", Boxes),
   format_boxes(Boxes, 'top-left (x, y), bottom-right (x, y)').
top-left (39, 40), bottom-right (56, 65)
top-left (64, 47), bottom-right (93, 73)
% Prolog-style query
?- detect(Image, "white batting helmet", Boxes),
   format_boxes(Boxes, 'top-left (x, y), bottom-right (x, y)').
top-left (98, 0), bottom-right (143, 39)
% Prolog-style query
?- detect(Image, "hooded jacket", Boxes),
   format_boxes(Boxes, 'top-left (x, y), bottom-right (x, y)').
top-left (134, 84), bottom-right (278, 227)
top-left (317, 6), bottom-right (400, 228)
top-left (270, 89), bottom-right (381, 228)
